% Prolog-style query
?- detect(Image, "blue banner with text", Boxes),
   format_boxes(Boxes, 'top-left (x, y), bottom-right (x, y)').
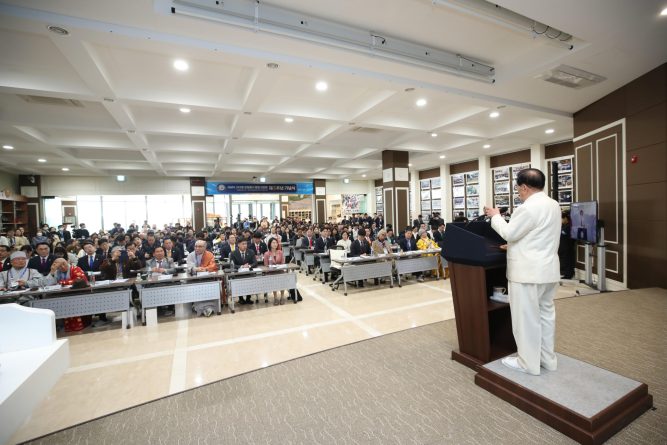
top-left (205, 182), bottom-right (313, 195)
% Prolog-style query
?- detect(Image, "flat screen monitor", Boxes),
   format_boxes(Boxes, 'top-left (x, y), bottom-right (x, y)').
top-left (570, 201), bottom-right (598, 244)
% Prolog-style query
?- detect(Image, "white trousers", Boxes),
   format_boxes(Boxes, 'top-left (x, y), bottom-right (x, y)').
top-left (507, 281), bottom-right (558, 375)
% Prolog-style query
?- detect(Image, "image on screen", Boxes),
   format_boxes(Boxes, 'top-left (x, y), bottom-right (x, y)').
top-left (570, 201), bottom-right (598, 243)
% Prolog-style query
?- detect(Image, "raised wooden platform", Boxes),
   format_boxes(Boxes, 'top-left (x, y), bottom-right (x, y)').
top-left (475, 354), bottom-right (653, 445)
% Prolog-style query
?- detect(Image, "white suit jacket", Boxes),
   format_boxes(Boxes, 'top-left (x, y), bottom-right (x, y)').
top-left (491, 191), bottom-right (561, 284)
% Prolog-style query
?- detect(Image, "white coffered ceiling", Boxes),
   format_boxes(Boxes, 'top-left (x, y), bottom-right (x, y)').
top-left (0, 0), bottom-right (666, 180)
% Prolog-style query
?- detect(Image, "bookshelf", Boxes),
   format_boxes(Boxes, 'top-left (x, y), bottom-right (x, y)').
top-left (0, 197), bottom-right (28, 234)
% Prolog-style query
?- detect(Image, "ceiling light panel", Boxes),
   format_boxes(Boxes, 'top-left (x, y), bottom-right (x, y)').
top-left (91, 44), bottom-right (250, 109)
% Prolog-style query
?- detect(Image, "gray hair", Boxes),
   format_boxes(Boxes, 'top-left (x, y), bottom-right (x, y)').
top-left (195, 240), bottom-right (207, 248)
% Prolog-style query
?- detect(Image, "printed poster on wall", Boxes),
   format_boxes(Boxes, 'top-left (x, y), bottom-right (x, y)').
top-left (341, 194), bottom-right (362, 214)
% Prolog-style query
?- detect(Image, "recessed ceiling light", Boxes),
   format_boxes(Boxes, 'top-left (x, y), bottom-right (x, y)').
top-left (416, 98), bottom-right (427, 107)
top-left (259, 177), bottom-right (266, 183)
top-left (116, 175), bottom-right (126, 182)
top-left (343, 178), bottom-right (350, 184)
top-left (47, 25), bottom-right (69, 36)
top-left (173, 59), bottom-right (189, 71)
top-left (545, 128), bottom-right (555, 134)
top-left (362, 174), bottom-right (367, 178)
top-left (315, 81), bottom-right (328, 91)
top-left (61, 167), bottom-right (70, 172)
top-left (408, 163), bottom-right (413, 167)
top-left (489, 111), bottom-right (500, 118)
top-left (284, 117), bottom-right (294, 123)
top-left (661, 7), bottom-right (667, 16)
top-left (439, 155), bottom-right (446, 159)
top-left (266, 62), bottom-right (280, 69)
top-left (483, 144), bottom-right (491, 149)
top-left (179, 107), bottom-right (191, 113)
top-left (37, 158), bottom-right (47, 163)
top-left (431, 133), bottom-right (438, 138)
top-left (2, 145), bottom-right (13, 150)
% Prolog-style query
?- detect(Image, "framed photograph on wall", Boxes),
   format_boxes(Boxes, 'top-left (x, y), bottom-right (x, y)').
top-left (558, 174), bottom-right (573, 188)
top-left (431, 199), bottom-right (441, 210)
top-left (494, 181), bottom-right (510, 195)
top-left (467, 209), bottom-right (479, 219)
top-left (430, 177), bottom-right (441, 188)
top-left (420, 190), bottom-right (431, 201)
top-left (421, 202), bottom-right (431, 213)
top-left (558, 190), bottom-right (573, 203)
top-left (420, 179), bottom-right (431, 190)
top-left (453, 186), bottom-right (465, 197)
top-left (465, 171), bottom-right (479, 184)
top-left (512, 163), bottom-right (531, 179)
top-left (558, 158), bottom-right (572, 173)
top-left (451, 174), bottom-right (464, 186)
top-left (430, 188), bottom-right (442, 199)
top-left (453, 197), bottom-right (465, 209)
top-left (466, 184), bottom-right (479, 196)
top-left (513, 194), bottom-right (522, 207)
top-left (494, 195), bottom-right (510, 207)
top-left (466, 196), bottom-right (479, 209)
top-left (493, 167), bottom-right (510, 181)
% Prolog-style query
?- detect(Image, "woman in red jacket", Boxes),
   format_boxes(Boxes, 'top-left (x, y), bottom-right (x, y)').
top-left (263, 238), bottom-right (285, 305)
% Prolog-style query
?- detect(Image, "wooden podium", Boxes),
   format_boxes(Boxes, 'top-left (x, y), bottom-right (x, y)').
top-left (442, 223), bottom-right (515, 370)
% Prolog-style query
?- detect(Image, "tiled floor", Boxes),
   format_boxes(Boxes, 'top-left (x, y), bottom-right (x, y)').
top-left (10, 273), bottom-right (581, 444)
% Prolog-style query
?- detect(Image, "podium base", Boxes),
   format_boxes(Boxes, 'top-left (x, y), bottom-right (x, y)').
top-left (475, 354), bottom-right (653, 445)
top-left (451, 350), bottom-right (483, 371)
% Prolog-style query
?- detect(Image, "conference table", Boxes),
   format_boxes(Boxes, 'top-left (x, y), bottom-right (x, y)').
top-left (1, 279), bottom-right (135, 329)
top-left (136, 271), bottom-right (224, 326)
top-left (330, 248), bottom-right (442, 295)
top-left (224, 264), bottom-right (300, 313)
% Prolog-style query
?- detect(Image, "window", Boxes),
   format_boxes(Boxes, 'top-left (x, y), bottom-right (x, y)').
top-left (76, 196), bottom-right (102, 233)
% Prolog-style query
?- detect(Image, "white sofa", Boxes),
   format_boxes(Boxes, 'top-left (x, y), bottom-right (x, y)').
top-left (0, 304), bottom-right (69, 445)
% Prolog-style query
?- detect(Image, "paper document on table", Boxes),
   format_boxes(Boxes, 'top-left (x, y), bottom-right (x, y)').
top-left (43, 285), bottom-right (62, 291)
top-left (93, 280), bottom-right (110, 286)
top-left (158, 274), bottom-right (173, 281)
top-left (237, 267), bottom-right (250, 273)
top-left (112, 278), bottom-right (128, 283)
top-left (196, 271), bottom-right (210, 277)
top-left (275, 264), bottom-right (288, 269)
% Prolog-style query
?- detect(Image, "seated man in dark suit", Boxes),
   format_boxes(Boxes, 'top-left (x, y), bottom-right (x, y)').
top-left (162, 238), bottom-right (184, 263)
top-left (398, 229), bottom-right (423, 282)
top-left (412, 215), bottom-right (424, 229)
top-left (433, 222), bottom-right (446, 247)
top-left (77, 240), bottom-right (104, 273)
top-left (349, 228), bottom-right (371, 287)
top-left (28, 242), bottom-right (55, 276)
top-left (220, 234), bottom-right (238, 259)
top-left (249, 232), bottom-right (267, 257)
top-left (229, 238), bottom-right (258, 305)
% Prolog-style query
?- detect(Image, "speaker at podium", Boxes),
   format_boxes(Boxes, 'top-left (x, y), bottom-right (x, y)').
top-left (442, 222), bottom-right (516, 369)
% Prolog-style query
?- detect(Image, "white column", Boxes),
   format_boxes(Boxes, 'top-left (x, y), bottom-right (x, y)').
top-left (367, 180), bottom-right (376, 215)
top-left (410, 169), bottom-right (420, 221)
top-left (478, 155), bottom-right (491, 210)
top-left (531, 144), bottom-right (546, 173)
top-left (441, 163), bottom-right (451, 222)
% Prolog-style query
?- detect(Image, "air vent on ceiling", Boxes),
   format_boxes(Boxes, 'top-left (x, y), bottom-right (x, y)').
top-left (18, 95), bottom-right (84, 107)
top-left (351, 126), bottom-right (382, 134)
top-left (538, 65), bottom-right (606, 89)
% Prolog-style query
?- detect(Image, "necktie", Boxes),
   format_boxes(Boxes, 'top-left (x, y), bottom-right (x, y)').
top-left (241, 251), bottom-right (245, 261)
top-left (158, 260), bottom-right (162, 268)
top-left (41, 257), bottom-right (46, 265)
top-left (89, 256), bottom-right (93, 268)
top-left (309, 238), bottom-right (313, 248)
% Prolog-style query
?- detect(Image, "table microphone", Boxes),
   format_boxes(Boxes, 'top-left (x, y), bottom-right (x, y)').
top-left (468, 207), bottom-right (508, 224)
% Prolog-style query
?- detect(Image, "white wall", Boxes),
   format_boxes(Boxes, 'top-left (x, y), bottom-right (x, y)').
top-left (324, 179), bottom-right (373, 195)
top-left (41, 176), bottom-right (190, 196)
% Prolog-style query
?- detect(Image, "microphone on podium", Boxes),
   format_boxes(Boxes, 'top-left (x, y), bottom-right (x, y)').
top-left (469, 207), bottom-right (508, 224)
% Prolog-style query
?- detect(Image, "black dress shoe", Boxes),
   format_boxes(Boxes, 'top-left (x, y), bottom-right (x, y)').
top-left (238, 298), bottom-right (246, 305)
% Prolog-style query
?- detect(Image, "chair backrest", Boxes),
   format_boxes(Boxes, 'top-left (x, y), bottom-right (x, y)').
top-left (329, 249), bottom-right (346, 267)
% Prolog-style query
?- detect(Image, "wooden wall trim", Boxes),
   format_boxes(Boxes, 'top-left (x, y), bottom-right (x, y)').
top-left (449, 160), bottom-right (479, 174)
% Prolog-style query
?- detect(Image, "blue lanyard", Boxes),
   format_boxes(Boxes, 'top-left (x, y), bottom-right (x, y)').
top-left (9, 267), bottom-right (28, 280)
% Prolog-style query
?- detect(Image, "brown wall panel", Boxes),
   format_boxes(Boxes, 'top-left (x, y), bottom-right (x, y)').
top-left (574, 88), bottom-right (626, 137)
top-left (449, 160), bottom-right (479, 174)
top-left (193, 201), bottom-right (205, 231)
top-left (626, 183), bottom-right (667, 222)
top-left (384, 189), bottom-right (394, 231)
top-left (626, 142), bottom-right (667, 186)
top-left (316, 199), bottom-right (325, 223)
top-left (374, 179), bottom-right (383, 187)
top-left (490, 149), bottom-right (530, 168)
top-left (596, 136), bottom-right (620, 245)
top-left (418, 168), bottom-right (440, 180)
top-left (626, 64), bottom-right (666, 116)
top-left (545, 141), bottom-right (574, 158)
top-left (575, 144), bottom-right (593, 201)
top-left (396, 189), bottom-right (409, 231)
top-left (627, 220), bottom-right (667, 289)
top-left (626, 102), bottom-right (666, 150)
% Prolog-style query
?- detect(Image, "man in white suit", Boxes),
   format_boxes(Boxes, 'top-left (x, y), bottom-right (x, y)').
top-left (485, 168), bottom-right (561, 375)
